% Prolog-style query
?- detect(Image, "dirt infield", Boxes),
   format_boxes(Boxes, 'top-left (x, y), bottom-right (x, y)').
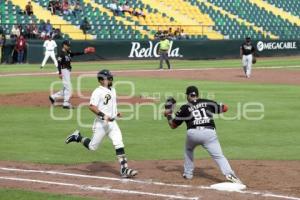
top-left (0, 160), bottom-right (299, 200)
top-left (0, 92), bottom-right (156, 107)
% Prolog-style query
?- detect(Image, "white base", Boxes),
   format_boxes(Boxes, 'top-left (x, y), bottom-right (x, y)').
top-left (210, 182), bottom-right (247, 192)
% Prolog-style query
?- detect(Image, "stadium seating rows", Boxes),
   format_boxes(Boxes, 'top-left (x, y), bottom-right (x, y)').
top-left (264, 0), bottom-right (299, 18)
top-left (1, 0), bottom-right (299, 40)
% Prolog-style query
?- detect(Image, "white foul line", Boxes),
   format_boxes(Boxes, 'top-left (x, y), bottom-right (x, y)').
top-left (0, 176), bottom-right (199, 200)
top-left (0, 65), bottom-right (299, 77)
top-left (0, 167), bottom-right (300, 200)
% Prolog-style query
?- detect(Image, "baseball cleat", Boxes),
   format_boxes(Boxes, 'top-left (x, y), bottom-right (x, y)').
top-left (62, 105), bottom-right (74, 109)
top-left (183, 173), bottom-right (193, 180)
top-left (49, 96), bottom-right (55, 104)
top-left (65, 130), bottom-right (81, 144)
top-left (121, 168), bottom-right (138, 178)
top-left (225, 174), bottom-right (243, 184)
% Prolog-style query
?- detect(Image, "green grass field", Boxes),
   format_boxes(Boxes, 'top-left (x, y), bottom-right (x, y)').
top-left (0, 58), bottom-right (299, 199)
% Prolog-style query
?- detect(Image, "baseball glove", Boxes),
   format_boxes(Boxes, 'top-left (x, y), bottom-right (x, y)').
top-left (164, 97), bottom-right (176, 117)
top-left (164, 97), bottom-right (176, 109)
top-left (84, 47), bottom-right (96, 54)
top-left (252, 57), bottom-right (257, 64)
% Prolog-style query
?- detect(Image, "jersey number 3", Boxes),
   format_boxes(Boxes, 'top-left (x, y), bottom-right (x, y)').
top-left (104, 94), bottom-right (111, 105)
top-left (192, 108), bottom-right (208, 120)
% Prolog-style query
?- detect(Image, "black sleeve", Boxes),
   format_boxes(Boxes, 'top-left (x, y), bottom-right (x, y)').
top-left (252, 45), bottom-right (256, 53)
top-left (57, 53), bottom-right (63, 74)
top-left (240, 44), bottom-right (244, 53)
top-left (70, 52), bottom-right (84, 57)
top-left (207, 100), bottom-right (222, 114)
top-left (172, 105), bottom-right (189, 127)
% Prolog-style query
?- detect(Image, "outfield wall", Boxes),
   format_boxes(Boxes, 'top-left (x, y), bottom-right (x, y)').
top-left (2, 40), bottom-right (299, 63)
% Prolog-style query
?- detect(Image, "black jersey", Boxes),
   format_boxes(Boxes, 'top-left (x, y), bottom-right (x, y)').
top-left (172, 99), bottom-right (223, 130)
top-left (241, 42), bottom-right (255, 55)
top-left (57, 50), bottom-right (84, 74)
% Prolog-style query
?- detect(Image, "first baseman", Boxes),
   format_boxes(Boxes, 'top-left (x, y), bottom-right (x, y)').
top-left (41, 36), bottom-right (58, 70)
top-left (65, 69), bottom-right (138, 178)
top-left (240, 37), bottom-right (256, 78)
top-left (164, 86), bottom-right (242, 184)
top-left (49, 40), bottom-right (95, 109)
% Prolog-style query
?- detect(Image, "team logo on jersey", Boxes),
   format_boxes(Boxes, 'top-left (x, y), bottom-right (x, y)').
top-left (104, 94), bottom-right (111, 105)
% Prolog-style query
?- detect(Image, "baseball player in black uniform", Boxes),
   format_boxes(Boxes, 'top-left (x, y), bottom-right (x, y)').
top-left (240, 37), bottom-right (256, 78)
top-left (163, 86), bottom-right (243, 184)
top-left (49, 40), bottom-right (95, 109)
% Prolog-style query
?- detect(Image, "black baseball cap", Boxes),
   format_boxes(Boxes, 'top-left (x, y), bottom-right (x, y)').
top-left (186, 86), bottom-right (199, 96)
top-left (62, 40), bottom-right (71, 46)
top-left (245, 37), bottom-right (251, 41)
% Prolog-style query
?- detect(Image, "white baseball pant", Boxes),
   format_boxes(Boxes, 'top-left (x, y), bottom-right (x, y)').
top-left (242, 54), bottom-right (253, 77)
top-left (88, 119), bottom-right (124, 151)
top-left (51, 68), bottom-right (72, 106)
top-left (41, 50), bottom-right (58, 67)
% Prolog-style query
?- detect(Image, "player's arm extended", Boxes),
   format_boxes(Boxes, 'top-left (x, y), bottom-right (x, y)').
top-left (70, 52), bottom-right (84, 57)
top-left (70, 47), bottom-right (95, 57)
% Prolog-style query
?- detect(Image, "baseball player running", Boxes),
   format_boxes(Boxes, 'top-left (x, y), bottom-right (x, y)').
top-left (164, 86), bottom-right (242, 184)
top-left (41, 36), bottom-right (58, 70)
top-left (65, 69), bottom-right (138, 178)
top-left (49, 40), bottom-right (95, 109)
top-left (240, 37), bottom-right (256, 78)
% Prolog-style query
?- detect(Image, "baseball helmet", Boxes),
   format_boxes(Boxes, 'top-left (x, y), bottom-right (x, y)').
top-left (186, 86), bottom-right (199, 97)
top-left (97, 69), bottom-right (113, 81)
top-left (62, 40), bottom-right (71, 46)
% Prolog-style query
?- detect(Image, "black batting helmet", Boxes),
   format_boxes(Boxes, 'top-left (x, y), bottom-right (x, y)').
top-left (62, 40), bottom-right (71, 46)
top-left (97, 69), bottom-right (113, 81)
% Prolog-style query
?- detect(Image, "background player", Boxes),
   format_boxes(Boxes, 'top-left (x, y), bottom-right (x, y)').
top-left (49, 40), bottom-right (95, 109)
top-left (41, 35), bottom-right (58, 71)
top-left (163, 86), bottom-right (242, 184)
top-left (240, 37), bottom-right (256, 78)
top-left (65, 69), bottom-right (138, 178)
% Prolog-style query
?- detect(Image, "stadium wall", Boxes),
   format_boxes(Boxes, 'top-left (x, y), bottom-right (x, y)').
top-left (2, 40), bottom-right (300, 63)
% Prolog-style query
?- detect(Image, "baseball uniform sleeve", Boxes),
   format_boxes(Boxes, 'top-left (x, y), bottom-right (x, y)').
top-left (90, 89), bottom-right (101, 106)
top-left (57, 52), bottom-right (63, 74)
top-left (70, 51), bottom-right (84, 57)
top-left (207, 100), bottom-right (223, 114)
top-left (43, 41), bottom-right (47, 48)
top-left (251, 45), bottom-right (256, 53)
top-left (172, 105), bottom-right (189, 126)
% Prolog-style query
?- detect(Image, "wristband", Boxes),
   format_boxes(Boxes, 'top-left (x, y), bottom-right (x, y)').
top-left (97, 111), bottom-right (105, 120)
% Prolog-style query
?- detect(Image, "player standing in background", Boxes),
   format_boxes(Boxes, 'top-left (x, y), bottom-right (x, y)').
top-left (49, 40), bottom-right (95, 109)
top-left (41, 35), bottom-right (58, 71)
top-left (65, 69), bottom-right (138, 178)
top-left (163, 86), bottom-right (243, 184)
top-left (240, 37), bottom-right (256, 78)
top-left (158, 34), bottom-right (171, 70)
